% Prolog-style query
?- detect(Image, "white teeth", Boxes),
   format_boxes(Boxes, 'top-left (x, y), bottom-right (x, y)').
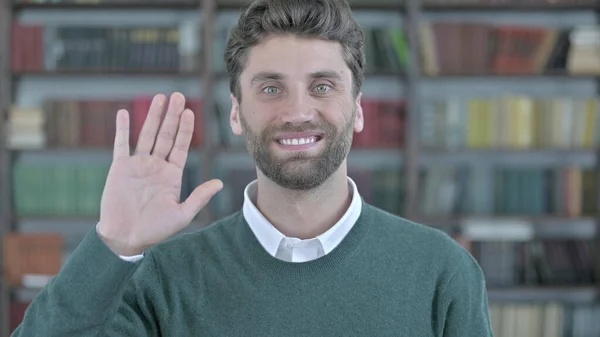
top-left (279, 137), bottom-right (317, 146)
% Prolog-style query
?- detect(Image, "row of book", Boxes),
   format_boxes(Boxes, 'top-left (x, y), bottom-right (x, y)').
top-left (11, 94), bottom-right (600, 152)
top-left (10, 23), bottom-right (407, 75)
top-left (2, 230), bottom-right (597, 291)
top-left (12, 94), bottom-right (600, 152)
top-left (10, 160), bottom-right (598, 220)
top-left (489, 302), bottom-right (600, 337)
top-left (9, 160), bottom-right (406, 218)
top-left (10, 24), bottom-right (201, 72)
top-left (420, 96), bottom-right (600, 150)
top-left (2, 231), bottom-right (598, 336)
top-left (6, 96), bottom-right (404, 150)
top-left (419, 166), bottom-right (597, 217)
top-left (10, 21), bottom-right (600, 76)
top-left (2, 224), bottom-right (597, 291)
top-left (467, 240), bottom-right (596, 287)
top-left (7, 98), bottom-right (204, 149)
top-left (420, 23), bottom-right (599, 76)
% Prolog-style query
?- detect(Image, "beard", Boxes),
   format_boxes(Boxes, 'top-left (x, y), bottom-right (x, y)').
top-left (239, 108), bottom-right (355, 191)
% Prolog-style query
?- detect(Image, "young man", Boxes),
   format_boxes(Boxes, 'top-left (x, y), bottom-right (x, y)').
top-left (12, 0), bottom-right (494, 336)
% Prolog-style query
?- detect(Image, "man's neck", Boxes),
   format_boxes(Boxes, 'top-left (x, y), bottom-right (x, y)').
top-left (255, 167), bottom-right (352, 240)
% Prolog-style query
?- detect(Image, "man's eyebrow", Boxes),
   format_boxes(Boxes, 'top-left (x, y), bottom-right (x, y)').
top-left (310, 70), bottom-right (343, 81)
top-left (250, 70), bottom-right (343, 85)
top-left (250, 71), bottom-right (286, 85)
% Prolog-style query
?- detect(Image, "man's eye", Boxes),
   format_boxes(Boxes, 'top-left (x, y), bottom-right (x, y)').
top-left (263, 86), bottom-right (279, 94)
top-left (315, 84), bottom-right (331, 93)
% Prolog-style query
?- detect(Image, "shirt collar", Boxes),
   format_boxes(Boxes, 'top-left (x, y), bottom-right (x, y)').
top-left (242, 177), bottom-right (363, 257)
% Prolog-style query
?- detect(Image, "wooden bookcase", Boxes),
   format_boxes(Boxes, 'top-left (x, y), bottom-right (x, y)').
top-left (0, 0), bottom-right (13, 333)
top-left (0, 0), bottom-right (599, 336)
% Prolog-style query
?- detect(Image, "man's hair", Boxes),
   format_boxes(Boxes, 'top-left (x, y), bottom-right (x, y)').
top-left (224, 0), bottom-right (365, 101)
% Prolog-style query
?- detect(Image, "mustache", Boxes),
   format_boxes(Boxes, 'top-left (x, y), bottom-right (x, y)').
top-left (264, 121), bottom-right (336, 135)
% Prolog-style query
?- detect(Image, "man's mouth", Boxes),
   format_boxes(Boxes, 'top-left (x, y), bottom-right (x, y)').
top-left (277, 136), bottom-right (321, 146)
top-left (273, 132), bottom-right (324, 150)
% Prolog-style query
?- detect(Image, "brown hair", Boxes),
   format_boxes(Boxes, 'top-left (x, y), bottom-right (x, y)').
top-left (224, 0), bottom-right (365, 101)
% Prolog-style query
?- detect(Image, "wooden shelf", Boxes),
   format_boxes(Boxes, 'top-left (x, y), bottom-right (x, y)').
top-left (11, 1), bottom-right (599, 12)
top-left (423, 73), bottom-right (599, 79)
top-left (216, 0), bottom-right (403, 10)
top-left (422, 2), bottom-right (600, 11)
top-left (13, 148), bottom-right (597, 169)
top-left (11, 70), bottom-right (597, 80)
top-left (216, 1), bottom-right (600, 11)
top-left (415, 215), bottom-right (598, 240)
top-left (487, 286), bottom-right (598, 303)
top-left (420, 149), bottom-right (597, 167)
top-left (12, 1), bottom-right (199, 10)
top-left (12, 69), bottom-right (203, 77)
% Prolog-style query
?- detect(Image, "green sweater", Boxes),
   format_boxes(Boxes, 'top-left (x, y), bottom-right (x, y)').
top-left (12, 202), bottom-right (493, 337)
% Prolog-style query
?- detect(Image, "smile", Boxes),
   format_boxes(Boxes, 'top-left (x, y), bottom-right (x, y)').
top-left (277, 136), bottom-right (320, 146)
top-left (274, 132), bottom-right (324, 152)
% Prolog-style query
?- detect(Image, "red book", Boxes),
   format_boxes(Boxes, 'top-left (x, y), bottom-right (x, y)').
top-left (353, 98), bottom-right (380, 148)
top-left (130, 96), bottom-right (153, 149)
top-left (10, 302), bottom-right (31, 333)
top-left (376, 100), bottom-right (405, 148)
top-left (11, 23), bottom-right (22, 72)
top-left (185, 98), bottom-right (204, 148)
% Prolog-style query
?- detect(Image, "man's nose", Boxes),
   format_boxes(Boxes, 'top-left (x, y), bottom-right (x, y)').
top-left (280, 89), bottom-right (317, 125)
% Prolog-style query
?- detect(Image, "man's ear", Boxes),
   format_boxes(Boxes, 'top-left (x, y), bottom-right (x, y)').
top-left (230, 93), bottom-right (243, 135)
top-left (354, 91), bottom-right (364, 133)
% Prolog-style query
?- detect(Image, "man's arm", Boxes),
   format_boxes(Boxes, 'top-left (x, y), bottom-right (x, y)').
top-left (11, 93), bottom-right (221, 336)
top-left (11, 228), bottom-right (163, 337)
top-left (440, 251), bottom-right (495, 337)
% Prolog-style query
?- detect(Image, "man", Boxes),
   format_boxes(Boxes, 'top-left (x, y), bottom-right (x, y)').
top-left (12, 0), bottom-right (494, 336)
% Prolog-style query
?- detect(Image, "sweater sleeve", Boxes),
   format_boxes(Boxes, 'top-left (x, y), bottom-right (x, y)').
top-left (440, 251), bottom-right (495, 337)
top-left (11, 228), bottom-right (164, 337)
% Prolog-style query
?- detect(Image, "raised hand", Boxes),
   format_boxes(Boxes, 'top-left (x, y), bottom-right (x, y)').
top-left (97, 92), bottom-right (223, 256)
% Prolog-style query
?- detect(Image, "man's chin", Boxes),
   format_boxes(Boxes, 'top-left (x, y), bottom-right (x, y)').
top-left (268, 171), bottom-right (327, 191)
top-left (265, 148), bottom-right (322, 163)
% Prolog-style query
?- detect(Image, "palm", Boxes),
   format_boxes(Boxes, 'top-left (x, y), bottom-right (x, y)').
top-left (97, 93), bottom-right (222, 256)
top-left (102, 157), bottom-right (183, 240)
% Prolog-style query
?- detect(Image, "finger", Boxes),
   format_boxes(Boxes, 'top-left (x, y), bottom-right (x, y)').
top-left (113, 109), bottom-right (130, 160)
top-left (152, 92), bottom-right (186, 159)
top-left (135, 94), bottom-right (168, 155)
top-left (180, 179), bottom-right (224, 220)
top-left (167, 109), bottom-right (194, 168)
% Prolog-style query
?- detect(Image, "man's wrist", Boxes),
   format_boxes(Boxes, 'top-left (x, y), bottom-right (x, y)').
top-left (95, 223), bottom-right (145, 257)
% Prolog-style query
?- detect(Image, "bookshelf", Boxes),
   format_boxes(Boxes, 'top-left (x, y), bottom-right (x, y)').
top-left (0, 0), bottom-right (599, 336)
top-left (0, 0), bottom-right (13, 334)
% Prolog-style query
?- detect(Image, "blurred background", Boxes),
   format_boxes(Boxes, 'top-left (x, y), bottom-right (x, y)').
top-left (0, 0), bottom-right (599, 336)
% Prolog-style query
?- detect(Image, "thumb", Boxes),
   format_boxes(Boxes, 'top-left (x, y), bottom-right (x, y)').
top-left (180, 179), bottom-right (224, 219)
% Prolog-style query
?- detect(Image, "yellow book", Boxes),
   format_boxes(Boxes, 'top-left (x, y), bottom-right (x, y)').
top-left (514, 96), bottom-right (533, 149)
top-left (467, 99), bottom-right (481, 148)
top-left (583, 98), bottom-right (598, 147)
top-left (532, 99), bottom-right (544, 148)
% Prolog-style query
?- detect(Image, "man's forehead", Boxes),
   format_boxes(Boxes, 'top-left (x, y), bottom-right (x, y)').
top-left (241, 36), bottom-right (350, 82)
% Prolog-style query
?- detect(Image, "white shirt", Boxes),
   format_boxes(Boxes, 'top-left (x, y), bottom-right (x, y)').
top-left (114, 177), bottom-right (362, 263)
top-left (242, 177), bottom-right (362, 263)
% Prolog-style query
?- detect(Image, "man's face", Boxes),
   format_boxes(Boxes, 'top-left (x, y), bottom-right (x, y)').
top-left (230, 34), bottom-right (364, 190)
